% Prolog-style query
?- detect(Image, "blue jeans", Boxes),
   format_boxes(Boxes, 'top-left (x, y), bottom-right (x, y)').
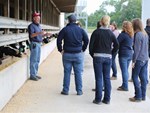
top-left (119, 56), bottom-right (131, 90)
top-left (30, 42), bottom-right (41, 78)
top-left (93, 57), bottom-right (112, 102)
top-left (132, 60), bottom-right (148, 99)
top-left (62, 52), bottom-right (84, 93)
top-left (112, 53), bottom-right (117, 77)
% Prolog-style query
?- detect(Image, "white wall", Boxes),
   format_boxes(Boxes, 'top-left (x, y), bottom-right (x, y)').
top-left (142, 0), bottom-right (150, 27)
top-left (0, 39), bottom-right (56, 111)
top-left (59, 13), bottom-right (65, 29)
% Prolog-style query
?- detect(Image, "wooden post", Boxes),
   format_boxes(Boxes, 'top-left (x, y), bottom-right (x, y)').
top-left (4, 0), bottom-right (10, 34)
top-left (4, 0), bottom-right (9, 17)
top-left (24, 0), bottom-right (27, 20)
top-left (39, 0), bottom-right (42, 23)
top-left (14, 0), bottom-right (19, 19)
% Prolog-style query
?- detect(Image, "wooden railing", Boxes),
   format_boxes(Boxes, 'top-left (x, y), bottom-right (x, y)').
top-left (0, 16), bottom-right (60, 46)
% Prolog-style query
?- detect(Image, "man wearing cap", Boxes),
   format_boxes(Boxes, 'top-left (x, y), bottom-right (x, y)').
top-left (28, 12), bottom-right (50, 81)
top-left (57, 14), bottom-right (89, 95)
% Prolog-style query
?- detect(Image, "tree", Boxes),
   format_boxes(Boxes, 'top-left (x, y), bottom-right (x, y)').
top-left (88, 0), bottom-right (141, 28)
top-left (88, 1), bottom-right (108, 27)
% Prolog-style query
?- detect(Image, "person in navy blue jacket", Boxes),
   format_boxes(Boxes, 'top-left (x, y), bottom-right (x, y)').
top-left (117, 21), bottom-right (134, 91)
top-left (57, 14), bottom-right (89, 95)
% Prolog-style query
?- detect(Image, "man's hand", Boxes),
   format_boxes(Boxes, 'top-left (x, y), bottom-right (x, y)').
top-left (41, 31), bottom-right (52, 37)
top-left (40, 31), bottom-right (46, 35)
top-left (46, 32), bottom-right (52, 37)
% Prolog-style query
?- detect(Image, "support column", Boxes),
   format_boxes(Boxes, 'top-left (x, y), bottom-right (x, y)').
top-left (142, 0), bottom-right (150, 27)
top-left (4, 0), bottom-right (9, 34)
top-left (4, 0), bottom-right (9, 17)
top-left (24, 0), bottom-right (27, 20)
top-left (14, 0), bottom-right (19, 19)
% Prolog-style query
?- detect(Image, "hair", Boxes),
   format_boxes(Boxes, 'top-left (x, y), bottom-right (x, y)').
top-left (111, 22), bottom-right (118, 30)
top-left (122, 21), bottom-right (134, 38)
top-left (132, 18), bottom-right (147, 35)
top-left (76, 21), bottom-right (82, 27)
top-left (97, 21), bottom-right (101, 29)
top-left (146, 18), bottom-right (150, 26)
top-left (100, 15), bottom-right (110, 27)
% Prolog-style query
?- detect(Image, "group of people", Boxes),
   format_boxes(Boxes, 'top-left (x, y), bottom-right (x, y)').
top-left (28, 13), bottom-right (149, 105)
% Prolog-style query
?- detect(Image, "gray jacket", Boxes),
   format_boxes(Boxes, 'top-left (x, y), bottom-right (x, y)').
top-left (133, 31), bottom-right (149, 63)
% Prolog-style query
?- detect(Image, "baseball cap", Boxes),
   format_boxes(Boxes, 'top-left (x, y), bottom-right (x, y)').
top-left (32, 12), bottom-right (40, 17)
top-left (68, 14), bottom-right (76, 23)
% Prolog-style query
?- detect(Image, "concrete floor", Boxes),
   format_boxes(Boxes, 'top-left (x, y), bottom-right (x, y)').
top-left (0, 48), bottom-right (150, 113)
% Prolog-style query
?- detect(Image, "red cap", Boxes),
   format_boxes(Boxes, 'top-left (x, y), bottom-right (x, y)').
top-left (32, 12), bottom-right (40, 17)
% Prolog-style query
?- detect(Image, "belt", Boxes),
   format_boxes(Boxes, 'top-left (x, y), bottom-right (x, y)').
top-left (64, 50), bottom-right (82, 53)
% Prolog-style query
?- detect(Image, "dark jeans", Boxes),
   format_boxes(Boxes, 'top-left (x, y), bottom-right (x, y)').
top-left (93, 57), bottom-right (112, 102)
top-left (132, 60), bottom-right (148, 99)
top-left (112, 52), bottom-right (117, 77)
top-left (119, 56), bottom-right (131, 90)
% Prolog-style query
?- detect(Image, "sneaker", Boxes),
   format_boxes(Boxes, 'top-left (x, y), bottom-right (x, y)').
top-left (117, 86), bottom-right (128, 91)
top-left (36, 76), bottom-right (41, 79)
top-left (142, 97), bottom-right (146, 101)
top-left (110, 76), bottom-right (117, 80)
top-left (61, 91), bottom-right (69, 95)
top-left (92, 88), bottom-right (104, 91)
top-left (129, 97), bottom-right (141, 102)
top-left (102, 100), bottom-right (110, 104)
top-left (93, 100), bottom-right (101, 105)
top-left (30, 76), bottom-right (38, 81)
top-left (92, 89), bottom-right (96, 91)
top-left (77, 91), bottom-right (83, 95)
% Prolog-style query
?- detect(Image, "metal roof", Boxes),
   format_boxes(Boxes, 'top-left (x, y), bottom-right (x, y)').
top-left (52, 0), bottom-right (77, 13)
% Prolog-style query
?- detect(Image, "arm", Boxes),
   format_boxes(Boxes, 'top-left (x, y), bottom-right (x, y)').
top-left (117, 33), bottom-right (124, 44)
top-left (30, 31), bottom-right (45, 38)
top-left (57, 29), bottom-right (65, 53)
top-left (82, 30), bottom-right (89, 52)
top-left (28, 25), bottom-right (45, 38)
top-left (132, 33), bottom-right (141, 63)
top-left (28, 25), bottom-right (51, 38)
top-left (89, 31), bottom-right (96, 57)
top-left (112, 34), bottom-right (119, 55)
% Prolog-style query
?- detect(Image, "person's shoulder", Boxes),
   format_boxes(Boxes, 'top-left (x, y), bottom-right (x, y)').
top-left (136, 31), bottom-right (142, 36)
top-left (28, 23), bottom-right (32, 30)
top-left (91, 29), bottom-right (99, 34)
top-left (59, 27), bottom-right (67, 33)
top-left (28, 22), bottom-right (34, 28)
top-left (135, 32), bottom-right (145, 40)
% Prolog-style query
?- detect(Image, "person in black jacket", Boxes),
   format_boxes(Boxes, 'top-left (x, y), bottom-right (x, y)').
top-left (89, 15), bottom-right (119, 104)
top-left (57, 14), bottom-right (89, 95)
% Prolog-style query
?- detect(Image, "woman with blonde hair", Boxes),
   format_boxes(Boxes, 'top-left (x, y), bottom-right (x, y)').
top-left (117, 21), bottom-right (134, 91)
top-left (89, 15), bottom-right (119, 104)
top-left (129, 18), bottom-right (149, 102)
